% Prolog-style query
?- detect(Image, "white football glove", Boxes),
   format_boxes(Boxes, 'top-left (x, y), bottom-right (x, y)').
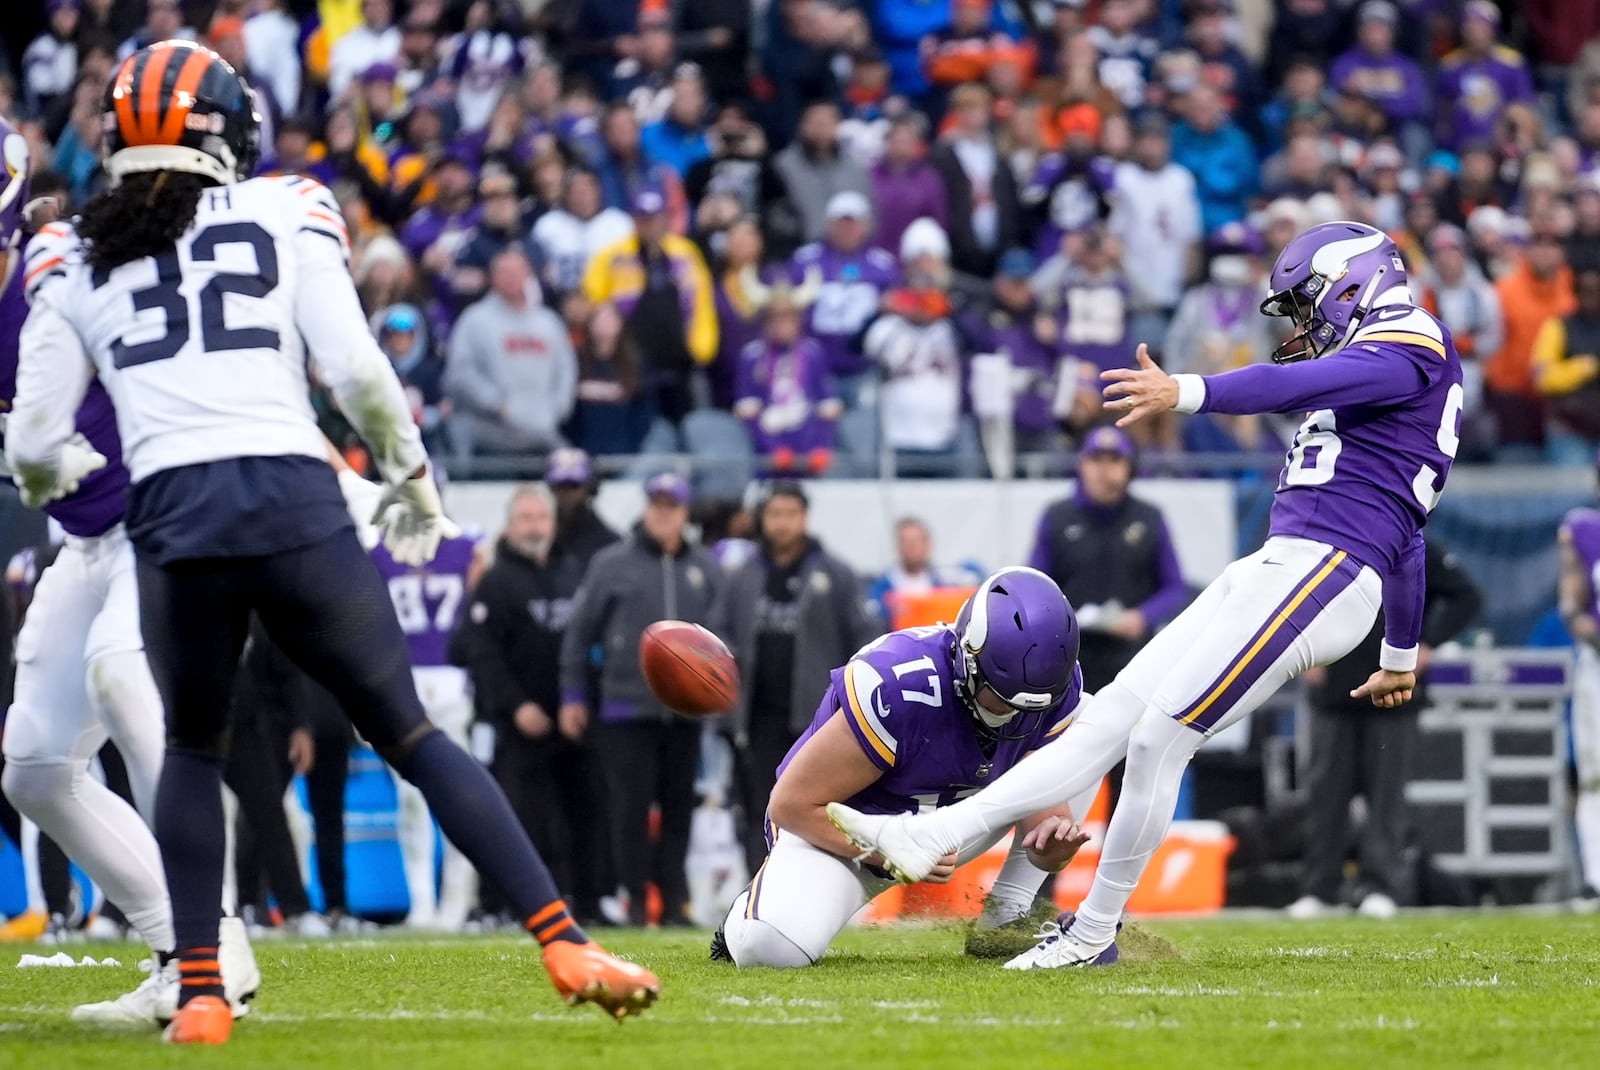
top-left (14, 434), bottom-right (107, 509)
top-left (372, 468), bottom-right (461, 566)
top-left (336, 467), bottom-right (384, 551)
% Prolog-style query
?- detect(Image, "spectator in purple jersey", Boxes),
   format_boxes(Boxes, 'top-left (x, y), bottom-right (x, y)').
top-left (1329, 2), bottom-right (1429, 160)
top-left (711, 217), bottom-right (767, 411)
top-left (789, 191), bottom-right (902, 399)
top-left (1035, 226), bottom-right (1134, 377)
top-left (450, 93), bottom-right (538, 177)
top-left (958, 248), bottom-right (1064, 454)
top-left (869, 114), bottom-right (948, 264)
top-left (446, 0), bottom-right (527, 134)
top-left (734, 271), bottom-right (842, 476)
top-left (1019, 116), bottom-right (1115, 264)
top-left (1435, 1), bottom-right (1535, 154)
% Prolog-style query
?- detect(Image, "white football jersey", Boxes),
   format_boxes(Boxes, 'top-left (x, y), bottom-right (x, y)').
top-left (18, 175), bottom-right (424, 484)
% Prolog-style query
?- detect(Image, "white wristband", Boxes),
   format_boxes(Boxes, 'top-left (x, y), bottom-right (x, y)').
top-left (1379, 641), bottom-right (1419, 673)
top-left (1172, 373), bottom-right (1207, 414)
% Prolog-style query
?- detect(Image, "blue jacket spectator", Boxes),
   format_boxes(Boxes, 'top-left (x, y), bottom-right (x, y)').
top-left (865, 517), bottom-right (985, 628)
top-left (1171, 83), bottom-right (1257, 235)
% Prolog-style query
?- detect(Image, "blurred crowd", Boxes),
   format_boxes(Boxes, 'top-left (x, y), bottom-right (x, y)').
top-left (8, 0), bottom-right (1600, 473)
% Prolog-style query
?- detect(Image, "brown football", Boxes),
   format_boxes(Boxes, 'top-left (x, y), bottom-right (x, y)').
top-left (640, 620), bottom-right (741, 718)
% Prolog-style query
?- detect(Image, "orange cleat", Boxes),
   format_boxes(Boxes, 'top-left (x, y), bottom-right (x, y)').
top-left (541, 940), bottom-right (660, 1021)
top-left (0, 911), bottom-right (48, 942)
top-left (161, 996), bottom-right (233, 1045)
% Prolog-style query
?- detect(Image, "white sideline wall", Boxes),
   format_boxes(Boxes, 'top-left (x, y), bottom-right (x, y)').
top-left (446, 478), bottom-right (1238, 585)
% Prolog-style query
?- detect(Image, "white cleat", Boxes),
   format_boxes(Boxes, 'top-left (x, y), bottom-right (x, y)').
top-left (1356, 892), bottom-right (1398, 920)
top-left (1284, 894), bottom-right (1339, 920)
top-left (73, 916), bottom-right (262, 1026)
top-left (1002, 913), bottom-right (1119, 970)
top-left (72, 959), bottom-right (179, 1025)
top-left (824, 803), bottom-right (946, 884)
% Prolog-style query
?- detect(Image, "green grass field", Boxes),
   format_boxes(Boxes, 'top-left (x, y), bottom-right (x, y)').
top-left (5, 914), bottom-right (1600, 1069)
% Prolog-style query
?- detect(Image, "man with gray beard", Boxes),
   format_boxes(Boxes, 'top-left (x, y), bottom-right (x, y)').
top-left (456, 485), bottom-right (604, 924)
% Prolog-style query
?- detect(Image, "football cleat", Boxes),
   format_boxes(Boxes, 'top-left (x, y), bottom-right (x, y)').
top-left (824, 803), bottom-right (946, 884)
top-left (542, 940), bottom-right (660, 1021)
top-left (161, 996), bottom-right (232, 1045)
top-left (1284, 894), bottom-right (1339, 920)
top-left (708, 926), bottom-right (733, 964)
top-left (0, 910), bottom-right (49, 942)
top-left (76, 917), bottom-right (261, 1026)
top-left (1002, 911), bottom-right (1120, 970)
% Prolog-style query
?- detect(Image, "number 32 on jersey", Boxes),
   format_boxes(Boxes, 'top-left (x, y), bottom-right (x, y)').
top-left (1283, 382), bottom-right (1464, 512)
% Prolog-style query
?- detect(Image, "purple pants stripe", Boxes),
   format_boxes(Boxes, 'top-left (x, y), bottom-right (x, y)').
top-left (1173, 549), bottom-right (1359, 733)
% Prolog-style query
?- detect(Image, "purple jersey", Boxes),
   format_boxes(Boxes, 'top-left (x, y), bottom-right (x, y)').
top-left (2, 240), bottom-right (129, 537)
top-left (1328, 49), bottom-right (1429, 124)
top-left (789, 242), bottom-right (901, 379)
top-left (373, 532), bottom-right (478, 667)
top-left (776, 625), bottom-right (1081, 818)
top-left (1183, 303), bottom-right (1463, 650)
top-left (1563, 508), bottom-right (1600, 620)
top-left (1435, 46), bottom-right (1535, 151)
top-left (733, 337), bottom-right (839, 454)
top-left (1055, 267), bottom-right (1133, 373)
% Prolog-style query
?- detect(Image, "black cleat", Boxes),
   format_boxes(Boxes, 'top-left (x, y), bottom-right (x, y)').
top-left (708, 926), bottom-right (733, 963)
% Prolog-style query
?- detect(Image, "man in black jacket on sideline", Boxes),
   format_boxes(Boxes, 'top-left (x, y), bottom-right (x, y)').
top-left (559, 472), bottom-right (720, 925)
top-left (710, 482), bottom-right (877, 872)
top-left (456, 484), bottom-right (601, 922)
top-left (1288, 538), bottom-right (1484, 920)
top-left (546, 447), bottom-right (620, 571)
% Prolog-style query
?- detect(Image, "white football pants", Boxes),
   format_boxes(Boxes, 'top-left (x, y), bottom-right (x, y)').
top-left (920, 536), bottom-right (1381, 942)
top-left (1, 527), bottom-right (172, 950)
top-left (1572, 646), bottom-right (1600, 892)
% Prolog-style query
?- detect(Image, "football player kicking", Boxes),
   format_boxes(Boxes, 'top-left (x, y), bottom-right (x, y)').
top-left (713, 566), bottom-right (1095, 968)
top-left (830, 221), bottom-right (1463, 968)
top-left (6, 41), bottom-right (656, 1043)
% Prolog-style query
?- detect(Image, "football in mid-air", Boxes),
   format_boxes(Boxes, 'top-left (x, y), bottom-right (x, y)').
top-left (640, 621), bottom-right (740, 718)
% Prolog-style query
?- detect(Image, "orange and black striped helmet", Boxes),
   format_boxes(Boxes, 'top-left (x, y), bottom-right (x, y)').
top-left (100, 39), bottom-right (260, 186)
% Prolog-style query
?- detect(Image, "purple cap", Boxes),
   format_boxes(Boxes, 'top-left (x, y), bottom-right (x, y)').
top-left (47, 0), bottom-right (80, 13)
top-left (645, 472), bottom-right (691, 505)
top-left (1081, 426), bottom-right (1134, 460)
top-left (631, 185), bottom-right (667, 216)
top-left (545, 447), bottom-right (593, 487)
top-left (362, 61), bottom-right (398, 84)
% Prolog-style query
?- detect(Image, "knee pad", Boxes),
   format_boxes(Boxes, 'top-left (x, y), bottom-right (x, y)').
top-left (721, 896), bottom-right (817, 969)
top-left (1, 759), bottom-right (77, 815)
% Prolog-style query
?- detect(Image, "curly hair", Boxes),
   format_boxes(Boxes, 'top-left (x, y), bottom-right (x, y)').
top-left (78, 172), bottom-right (213, 272)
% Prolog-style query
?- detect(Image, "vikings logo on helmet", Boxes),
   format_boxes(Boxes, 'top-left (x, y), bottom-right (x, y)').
top-left (953, 567), bottom-right (1080, 739)
top-left (1260, 221), bottom-right (1410, 364)
top-left (0, 118), bottom-right (31, 292)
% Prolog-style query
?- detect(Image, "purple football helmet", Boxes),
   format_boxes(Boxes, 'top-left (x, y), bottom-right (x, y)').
top-left (1260, 220), bottom-right (1409, 363)
top-left (0, 117), bottom-right (31, 293)
top-left (953, 567), bottom-right (1080, 737)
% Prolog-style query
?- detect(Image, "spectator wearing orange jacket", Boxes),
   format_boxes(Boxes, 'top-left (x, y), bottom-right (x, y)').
top-left (921, 0), bottom-right (1036, 92)
top-left (1489, 231), bottom-right (1574, 456)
